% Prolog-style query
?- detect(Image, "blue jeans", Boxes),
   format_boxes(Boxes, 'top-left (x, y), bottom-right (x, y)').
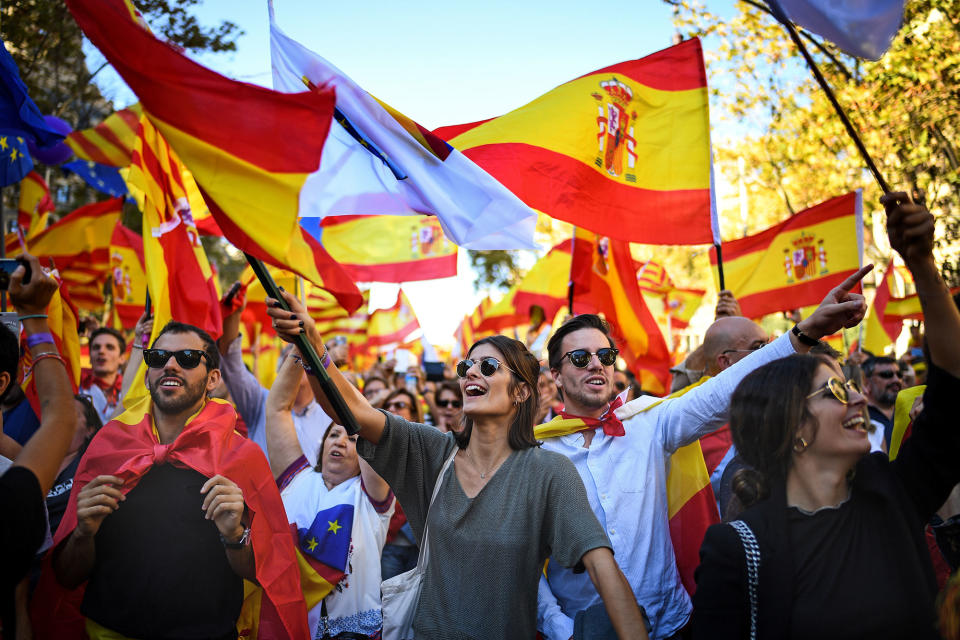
top-left (573, 602), bottom-right (652, 640)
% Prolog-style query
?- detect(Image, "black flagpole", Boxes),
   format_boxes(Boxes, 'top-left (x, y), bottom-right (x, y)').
top-left (714, 243), bottom-right (726, 291)
top-left (244, 253), bottom-right (361, 435)
top-left (767, 1), bottom-right (891, 194)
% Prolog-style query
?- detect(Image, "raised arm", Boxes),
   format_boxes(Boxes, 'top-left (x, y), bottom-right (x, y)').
top-left (265, 352), bottom-right (308, 479)
top-left (266, 290), bottom-right (386, 443)
top-left (116, 311), bottom-right (152, 416)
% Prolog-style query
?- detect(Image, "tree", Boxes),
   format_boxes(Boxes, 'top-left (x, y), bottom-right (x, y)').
top-left (664, 0), bottom-right (960, 286)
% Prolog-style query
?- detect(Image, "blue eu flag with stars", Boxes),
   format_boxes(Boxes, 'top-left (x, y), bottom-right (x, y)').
top-left (297, 503), bottom-right (354, 573)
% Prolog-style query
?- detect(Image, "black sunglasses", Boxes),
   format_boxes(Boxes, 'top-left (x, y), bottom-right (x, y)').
top-left (874, 369), bottom-right (901, 380)
top-left (456, 357), bottom-right (515, 378)
top-left (561, 348), bottom-right (619, 368)
top-left (143, 349), bottom-right (209, 370)
top-left (437, 398), bottom-right (462, 409)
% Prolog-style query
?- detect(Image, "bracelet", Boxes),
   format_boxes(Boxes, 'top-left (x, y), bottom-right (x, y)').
top-left (18, 314), bottom-right (48, 321)
top-left (131, 343), bottom-right (144, 350)
top-left (220, 527), bottom-right (251, 549)
top-left (791, 324), bottom-right (821, 347)
top-left (26, 332), bottom-right (55, 348)
top-left (29, 352), bottom-right (66, 369)
top-left (320, 350), bottom-right (332, 369)
top-left (291, 354), bottom-right (313, 374)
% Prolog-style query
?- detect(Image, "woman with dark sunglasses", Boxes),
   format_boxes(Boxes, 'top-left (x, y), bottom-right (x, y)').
top-left (266, 291), bottom-right (648, 640)
top-left (431, 380), bottom-right (463, 434)
top-left (692, 194), bottom-right (960, 639)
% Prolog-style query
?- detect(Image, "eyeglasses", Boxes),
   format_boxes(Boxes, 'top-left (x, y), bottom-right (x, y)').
top-left (436, 398), bottom-right (462, 409)
top-left (560, 348), bottom-right (619, 368)
top-left (456, 357), bottom-right (515, 378)
top-left (806, 377), bottom-right (861, 404)
top-left (385, 400), bottom-right (410, 411)
top-left (873, 369), bottom-right (901, 380)
top-left (143, 349), bottom-right (209, 370)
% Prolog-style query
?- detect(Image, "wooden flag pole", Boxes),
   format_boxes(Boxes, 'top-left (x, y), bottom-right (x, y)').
top-left (767, 1), bottom-right (892, 194)
top-left (244, 253), bottom-right (361, 435)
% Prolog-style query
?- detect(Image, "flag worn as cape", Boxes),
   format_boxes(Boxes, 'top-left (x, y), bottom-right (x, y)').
top-left (31, 396), bottom-right (309, 640)
top-left (67, 0), bottom-right (362, 313)
top-left (435, 38), bottom-right (717, 245)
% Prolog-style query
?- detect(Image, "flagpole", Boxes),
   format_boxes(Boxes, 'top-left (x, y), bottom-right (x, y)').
top-left (567, 228), bottom-right (576, 316)
top-left (714, 243), bottom-right (726, 291)
top-left (767, 1), bottom-right (891, 194)
top-left (243, 253), bottom-right (361, 435)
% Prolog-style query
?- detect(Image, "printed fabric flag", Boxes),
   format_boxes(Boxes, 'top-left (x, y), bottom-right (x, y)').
top-left (570, 229), bottom-right (673, 394)
top-left (17, 171), bottom-right (54, 241)
top-left (65, 103), bottom-right (142, 167)
top-left (308, 288), bottom-right (370, 341)
top-left (366, 289), bottom-right (420, 347)
top-left (636, 259), bottom-right (705, 331)
top-left (302, 215), bottom-right (457, 283)
top-left (269, 7), bottom-right (537, 251)
top-left (63, 159), bottom-right (129, 198)
top-left (0, 133), bottom-right (33, 187)
top-left (67, 0), bottom-right (363, 313)
top-left (296, 504), bottom-right (355, 574)
top-left (710, 191), bottom-right (863, 319)
top-left (121, 116), bottom-right (222, 405)
top-left (476, 285), bottom-right (523, 334)
top-left (109, 221), bottom-right (147, 329)
top-left (434, 38), bottom-right (717, 245)
top-left (769, 0), bottom-right (905, 60)
top-left (454, 297), bottom-right (493, 357)
top-left (512, 239), bottom-right (575, 324)
top-left (19, 282), bottom-right (82, 418)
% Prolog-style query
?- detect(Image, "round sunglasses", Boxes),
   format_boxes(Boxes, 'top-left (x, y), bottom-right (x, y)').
top-left (806, 377), bottom-right (861, 404)
top-left (456, 356), bottom-right (516, 378)
top-left (143, 348), bottom-right (209, 370)
top-left (561, 347), bottom-right (619, 368)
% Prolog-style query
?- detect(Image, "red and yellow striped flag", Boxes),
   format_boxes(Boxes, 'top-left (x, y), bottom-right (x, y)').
top-left (68, 0), bottom-right (362, 313)
top-left (434, 39), bottom-right (716, 245)
top-left (17, 171), bottom-right (54, 240)
top-left (19, 283), bottom-right (82, 417)
top-left (109, 221), bottom-right (147, 330)
top-left (710, 191), bottom-right (863, 319)
top-left (65, 103), bottom-right (142, 167)
top-left (512, 239), bottom-right (575, 324)
top-left (454, 297), bottom-right (493, 356)
top-left (367, 290), bottom-right (420, 347)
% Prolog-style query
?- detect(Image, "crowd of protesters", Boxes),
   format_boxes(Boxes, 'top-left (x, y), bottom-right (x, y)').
top-left (1, 192), bottom-right (959, 640)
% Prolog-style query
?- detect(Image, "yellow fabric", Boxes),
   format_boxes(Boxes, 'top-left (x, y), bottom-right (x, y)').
top-left (321, 215), bottom-right (455, 267)
top-left (889, 384), bottom-right (925, 460)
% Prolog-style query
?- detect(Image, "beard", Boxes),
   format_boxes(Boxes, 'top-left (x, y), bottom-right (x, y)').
top-left (148, 374), bottom-right (208, 415)
top-left (561, 378), bottom-right (611, 413)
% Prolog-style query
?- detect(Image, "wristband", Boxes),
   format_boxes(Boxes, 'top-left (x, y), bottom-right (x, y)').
top-left (131, 343), bottom-right (144, 350)
top-left (220, 527), bottom-right (251, 549)
top-left (791, 324), bottom-right (821, 347)
top-left (26, 332), bottom-right (55, 348)
top-left (320, 349), bottom-right (332, 369)
top-left (18, 314), bottom-right (48, 321)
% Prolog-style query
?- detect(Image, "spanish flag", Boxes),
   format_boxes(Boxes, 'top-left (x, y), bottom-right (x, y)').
top-left (309, 288), bottom-right (370, 342)
top-left (367, 290), bottom-right (420, 347)
top-left (109, 220), bottom-right (147, 330)
top-left (17, 171), bottom-right (53, 240)
top-left (25, 197), bottom-right (123, 280)
top-left (305, 215), bottom-right (457, 283)
top-left (454, 297), bottom-right (493, 356)
top-left (511, 239), bottom-right (576, 324)
top-left (65, 103), bottom-right (141, 167)
top-left (636, 259), bottom-right (705, 330)
top-left (67, 0), bottom-right (362, 313)
top-left (434, 38), bottom-right (717, 245)
top-left (710, 191), bottom-right (864, 319)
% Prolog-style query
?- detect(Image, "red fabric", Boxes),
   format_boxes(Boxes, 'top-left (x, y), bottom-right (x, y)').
top-left (386, 503), bottom-right (408, 544)
top-left (558, 396), bottom-right (626, 437)
top-left (670, 482), bottom-right (721, 595)
top-left (699, 425), bottom-right (733, 475)
top-left (80, 368), bottom-right (123, 405)
top-left (31, 399), bottom-right (309, 639)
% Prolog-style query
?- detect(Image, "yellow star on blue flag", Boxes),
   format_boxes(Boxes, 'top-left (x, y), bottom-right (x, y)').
top-left (296, 503), bottom-right (354, 573)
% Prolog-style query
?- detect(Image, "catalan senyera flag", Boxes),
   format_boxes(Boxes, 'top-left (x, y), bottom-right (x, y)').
top-left (269, 9), bottom-right (537, 251)
top-left (67, 0), bottom-right (362, 314)
top-left (65, 103), bottom-right (141, 167)
top-left (17, 171), bottom-right (54, 240)
top-left (710, 191), bottom-right (864, 319)
top-left (121, 116), bottom-right (222, 406)
top-left (367, 290), bottom-right (420, 347)
top-left (109, 221), bottom-right (147, 330)
top-left (535, 379), bottom-right (719, 595)
top-left (434, 38), bottom-right (717, 245)
top-left (303, 215), bottom-right (457, 283)
top-left (19, 281), bottom-right (81, 417)
top-left (570, 229), bottom-right (672, 394)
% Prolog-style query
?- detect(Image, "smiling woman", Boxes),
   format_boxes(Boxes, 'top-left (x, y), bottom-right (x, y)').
top-left (265, 290), bottom-right (649, 640)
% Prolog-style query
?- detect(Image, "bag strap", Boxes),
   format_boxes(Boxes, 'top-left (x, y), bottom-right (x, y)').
top-left (415, 447), bottom-right (459, 569)
top-left (728, 519), bottom-right (760, 640)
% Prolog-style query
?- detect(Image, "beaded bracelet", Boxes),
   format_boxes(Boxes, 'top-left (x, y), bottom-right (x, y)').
top-left (30, 352), bottom-right (66, 368)
top-left (26, 332), bottom-right (55, 349)
top-left (18, 314), bottom-right (48, 321)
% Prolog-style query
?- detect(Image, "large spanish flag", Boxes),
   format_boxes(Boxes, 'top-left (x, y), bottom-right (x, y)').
top-left (366, 290), bottom-right (420, 347)
top-left (65, 103), bottom-right (142, 167)
top-left (17, 171), bottom-right (54, 240)
top-left (67, 0), bottom-right (362, 313)
top-left (304, 215), bottom-right (457, 283)
top-left (109, 220), bottom-right (147, 330)
top-left (434, 39), bottom-right (717, 245)
top-left (710, 191), bottom-right (864, 319)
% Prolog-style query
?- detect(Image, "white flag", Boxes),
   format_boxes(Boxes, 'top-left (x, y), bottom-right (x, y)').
top-left (773, 0), bottom-right (906, 60)
top-left (268, 3), bottom-right (537, 250)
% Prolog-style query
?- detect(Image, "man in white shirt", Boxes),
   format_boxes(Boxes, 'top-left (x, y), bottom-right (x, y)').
top-left (536, 270), bottom-right (869, 639)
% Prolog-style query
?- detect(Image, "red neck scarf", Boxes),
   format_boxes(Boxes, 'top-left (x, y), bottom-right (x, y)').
top-left (80, 368), bottom-right (123, 405)
top-left (558, 395), bottom-right (626, 437)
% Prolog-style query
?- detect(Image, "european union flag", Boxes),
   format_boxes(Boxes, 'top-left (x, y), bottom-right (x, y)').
top-left (0, 133), bottom-right (32, 187)
top-left (63, 160), bottom-right (128, 198)
top-left (297, 503), bottom-right (354, 573)
top-left (0, 42), bottom-right (63, 149)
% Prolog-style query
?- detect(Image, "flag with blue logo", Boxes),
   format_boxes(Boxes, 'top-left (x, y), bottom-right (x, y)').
top-left (297, 503), bottom-right (354, 573)
top-left (63, 160), bottom-right (128, 198)
top-left (0, 134), bottom-right (32, 187)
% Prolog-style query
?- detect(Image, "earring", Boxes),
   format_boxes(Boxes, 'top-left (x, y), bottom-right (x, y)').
top-left (793, 437), bottom-right (808, 453)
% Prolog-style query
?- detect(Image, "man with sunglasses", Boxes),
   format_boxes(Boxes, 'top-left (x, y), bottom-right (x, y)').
top-left (48, 321), bottom-right (307, 639)
top-left (536, 273), bottom-right (870, 640)
top-left (861, 355), bottom-right (903, 452)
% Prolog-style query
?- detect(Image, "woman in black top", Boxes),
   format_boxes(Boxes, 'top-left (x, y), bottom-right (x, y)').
top-left (692, 193), bottom-right (960, 639)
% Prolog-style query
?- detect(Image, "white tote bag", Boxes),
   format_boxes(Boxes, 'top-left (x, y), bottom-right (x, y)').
top-left (380, 448), bottom-right (458, 640)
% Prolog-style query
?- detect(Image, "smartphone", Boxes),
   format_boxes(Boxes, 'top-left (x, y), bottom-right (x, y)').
top-left (423, 361), bottom-right (445, 383)
top-left (404, 372), bottom-right (418, 392)
top-left (0, 258), bottom-right (29, 290)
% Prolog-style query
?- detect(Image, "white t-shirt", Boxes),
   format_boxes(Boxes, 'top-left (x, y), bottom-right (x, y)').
top-left (281, 465), bottom-right (394, 638)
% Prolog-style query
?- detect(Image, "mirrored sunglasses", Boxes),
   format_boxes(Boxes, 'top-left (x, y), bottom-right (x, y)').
top-left (143, 348), bottom-right (209, 370)
top-left (806, 377), bottom-right (861, 404)
top-left (456, 357), bottom-right (514, 378)
top-left (561, 348), bottom-right (619, 368)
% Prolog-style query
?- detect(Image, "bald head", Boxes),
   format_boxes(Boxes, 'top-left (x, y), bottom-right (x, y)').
top-left (701, 316), bottom-right (769, 376)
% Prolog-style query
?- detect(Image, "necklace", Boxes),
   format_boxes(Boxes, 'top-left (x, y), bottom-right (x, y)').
top-left (467, 447), bottom-right (505, 479)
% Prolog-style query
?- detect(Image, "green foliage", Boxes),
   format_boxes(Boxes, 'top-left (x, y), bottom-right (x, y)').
top-left (469, 249), bottom-right (522, 291)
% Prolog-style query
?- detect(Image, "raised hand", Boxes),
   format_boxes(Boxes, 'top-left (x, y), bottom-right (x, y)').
top-left (201, 474), bottom-right (246, 540)
top-left (715, 289), bottom-right (742, 319)
top-left (265, 289), bottom-right (321, 347)
top-left (881, 191), bottom-right (935, 265)
top-left (9, 253), bottom-right (58, 316)
top-left (75, 475), bottom-right (125, 538)
top-left (798, 264), bottom-right (873, 340)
